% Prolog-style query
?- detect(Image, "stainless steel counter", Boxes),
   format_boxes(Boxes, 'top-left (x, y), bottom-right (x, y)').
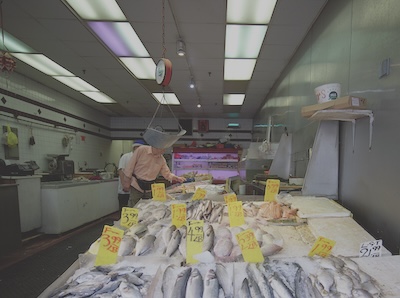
top-left (41, 178), bottom-right (118, 189)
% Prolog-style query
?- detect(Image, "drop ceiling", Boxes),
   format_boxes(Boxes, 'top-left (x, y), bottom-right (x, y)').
top-left (2, 0), bottom-right (327, 119)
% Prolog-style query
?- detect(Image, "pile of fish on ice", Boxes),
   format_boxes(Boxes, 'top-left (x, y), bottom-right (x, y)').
top-left (47, 254), bottom-right (382, 297)
top-left (88, 199), bottom-right (298, 261)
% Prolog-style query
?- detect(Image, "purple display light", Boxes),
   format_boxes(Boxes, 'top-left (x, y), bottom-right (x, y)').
top-left (88, 21), bottom-right (131, 57)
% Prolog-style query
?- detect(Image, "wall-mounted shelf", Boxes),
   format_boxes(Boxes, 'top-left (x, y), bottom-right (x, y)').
top-left (309, 109), bottom-right (374, 150)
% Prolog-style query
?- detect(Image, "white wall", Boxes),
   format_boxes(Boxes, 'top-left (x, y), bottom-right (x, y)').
top-left (254, 0), bottom-right (400, 254)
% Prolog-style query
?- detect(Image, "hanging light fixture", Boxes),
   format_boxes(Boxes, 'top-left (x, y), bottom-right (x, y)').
top-left (176, 39), bottom-right (186, 56)
top-left (0, 2), bottom-right (16, 73)
top-left (197, 102), bottom-right (201, 108)
top-left (189, 78), bottom-right (195, 89)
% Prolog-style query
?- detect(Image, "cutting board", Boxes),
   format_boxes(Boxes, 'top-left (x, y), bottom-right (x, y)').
top-left (288, 196), bottom-right (351, 218)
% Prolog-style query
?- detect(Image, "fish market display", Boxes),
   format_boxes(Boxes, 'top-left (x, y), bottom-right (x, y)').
top-left (46, 194), bottom-right (386, 298)
top-left (48, 262), bottom-right (152, 297)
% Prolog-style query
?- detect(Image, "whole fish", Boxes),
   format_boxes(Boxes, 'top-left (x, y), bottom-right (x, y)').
top-left (165, 228), bottom-right (182, 257)
top-left (162, 264), bottom-right (178, 298)
top-left (247, 276), bottom-right (262, 298)
top-left (135, 234), bottom-right (156, 256)
top-left (268, 272), bottom-right (295, 298)
top-left (215, 263), bottom-right (233, 298)
top-left (126, 223), bottom-right (148, 237)
top-left (119, 281), bottom-right (142, 298)
top-left (118, 236), bottom-right (136, 256)
top-left (123, 273), bottom-right (145, 286)
top-left (239, 278), bottom-right (251, 298)
top-left (203, 224), bottom-right (215, 252)
top-left (58, 281), bottom-right (104, 297)
top-left (246, 263), bottom-right (274, 298)
top-left (209, 204), bottom-right (224, 223)
top-left (163, 225), bottom-right (177, 246)
top-left (185, 268), bottom-right (204, 298)
top-left (295, 267), bottom-right (322, 298)
top-left (171, 267), bottom-right (192, 298)
top-left (94, 280), bottom-right (122, 295)
top-left (213, 238), bottom-right (233, 259)
top-left (178, 225), bottom-right (187, 258)
top-left (202, 269), bottom-right (219, 298)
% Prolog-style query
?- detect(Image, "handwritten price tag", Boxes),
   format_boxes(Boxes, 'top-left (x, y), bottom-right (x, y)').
top-left (120, 207), bottom-right (139, 228)
top-left (236, 229), bottom-right (264, 263)
top-left (192, 188), bottom-right (207, 200)
top-left (172, 204), bottom-right (186, 228)
top-left (151, 183), bottom-right (166, 201)
top-left (359, 240), bottom-right (382, 258)
top-left (228, 201), bottom-right (245, 227)
top-left (264, 179), bottom-right (280, 202)
top-left (308, 236), bottom-right (336, 258)
top-left (186, 220), bottom-right (204, 264)
top-left (95, 225), bottom-right (124, 266)
top-left (224, 193), bottom-right (237, 204)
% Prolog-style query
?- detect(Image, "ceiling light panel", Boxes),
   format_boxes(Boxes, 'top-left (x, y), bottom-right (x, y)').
top-left (224, 59), bottom-right (256, 80)
top-left (53, 76), bottom-right (99, 92)
top-left (65, 0), bottom-right (126, 21)
top-left (225, 25), bottom-right (267, 58)
top-left (0, 32), bottom-right (35, 53)
top-left (12, 53), bottom-right (74, 76)
top-left (88, 22), bottom-right (150, 57)
top-left (227, 0), bottom-right (277, 24)
top-left (153, 93), bottom-right (181, 105)
top-left (223, 94), bottom-right (245, 105)
top-left (81, 91), bottom-right (116, 103)
top-left (120, 58), bottom-right (156, 79)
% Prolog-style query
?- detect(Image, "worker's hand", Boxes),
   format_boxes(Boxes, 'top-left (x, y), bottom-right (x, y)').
top-left (173, 175), bottom-right (186, 183)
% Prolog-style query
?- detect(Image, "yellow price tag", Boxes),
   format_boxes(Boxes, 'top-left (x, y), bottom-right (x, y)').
top-left (192, 188), bottom-right (207, 200)
top-left (264, 179), bottom-right (280, 202)
top-left (186, 220), bottom-right (204, 264)
top-left (236, 229), bottom-right (264, 263)
top-left (228, 201), bottom-right (245, 227)
top-left (120, 207), bottom-right (139, 228)
top-left (308, 236), bottom-right (336, 257)
top-left (225, 179), bottom-right (230, 192)
top-left (224, 193), bottom-right (237, 204)
top-left (95, 225), bottom-right (124, 266)
top-left (151, 183), bottom-right (166, 201)
top-left (171, 203), bottom-right (186, 228)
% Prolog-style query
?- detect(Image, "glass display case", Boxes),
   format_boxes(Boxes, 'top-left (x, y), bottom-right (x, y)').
top-left (172, 148), bottom-right (239, 183)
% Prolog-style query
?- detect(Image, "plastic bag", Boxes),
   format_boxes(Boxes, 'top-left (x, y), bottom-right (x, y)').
top-left (6, 125), bottom-right (18, 148)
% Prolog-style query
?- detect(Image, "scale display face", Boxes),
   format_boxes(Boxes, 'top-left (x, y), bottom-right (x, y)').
top-left (155, 58), bottom-right (172, 86)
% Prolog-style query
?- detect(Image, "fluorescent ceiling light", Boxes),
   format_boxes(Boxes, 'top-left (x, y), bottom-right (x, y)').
top-left (223, 94), bottom-right (245, 105)
top-left (227, 0), bottom-right (277, 24)
top-left (88, 22), bottom-right (149, 57)
top-left (0, 32), bottom-right (35, 53)
top-left (81, 91), bottom-right (116, 103)
top-left (65, 0), bottom-right (126, 21)
top-left (53, 76), bottom-right (99, 92)
top-left (12, 53), bottom-right (74, 76)
top-left (224, 59), bottom-right (256, 80)
top-left (120, 58), bottom-right (156, 79)
top-left (153, 93), bottom-right (181, 105)
top-left (227, 123), bottom-right (240, 128)
top-left (225, 25), bottom-right (267, 58)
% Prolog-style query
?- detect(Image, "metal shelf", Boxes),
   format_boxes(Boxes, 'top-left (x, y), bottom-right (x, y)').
top-left (309, 109), bottom-right (374, 150)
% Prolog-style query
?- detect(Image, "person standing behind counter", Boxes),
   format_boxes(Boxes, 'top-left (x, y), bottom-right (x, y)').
top-left (117, 140), bottom-right (144, 211)
top-left (122, 145), bottom-right (186, 207)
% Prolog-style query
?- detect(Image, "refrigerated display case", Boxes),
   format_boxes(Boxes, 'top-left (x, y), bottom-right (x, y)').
top-left (172, 147), bottom-right (239, 183)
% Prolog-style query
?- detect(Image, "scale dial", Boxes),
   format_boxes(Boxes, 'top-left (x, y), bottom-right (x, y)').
top-left (155, 58), bottom-right (172, 86)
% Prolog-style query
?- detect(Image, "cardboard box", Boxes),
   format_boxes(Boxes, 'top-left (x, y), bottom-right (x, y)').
top-left (301, 96), bottom-right (367, 118)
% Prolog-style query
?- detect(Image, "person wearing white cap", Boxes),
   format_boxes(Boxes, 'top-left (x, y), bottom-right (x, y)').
top-left (117, 140), bottom-right (144, 212)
